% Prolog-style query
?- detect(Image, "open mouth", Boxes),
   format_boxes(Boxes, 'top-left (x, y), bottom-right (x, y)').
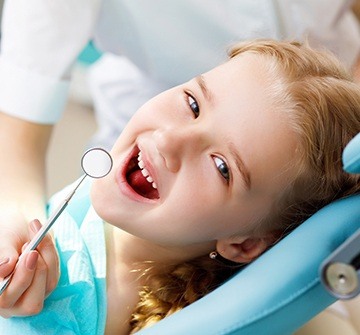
top-left (125, 148), bottom-right (160, 200)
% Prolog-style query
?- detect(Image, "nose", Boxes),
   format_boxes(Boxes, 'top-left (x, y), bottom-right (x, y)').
top-left (153, 126), bottom-right (206, 172)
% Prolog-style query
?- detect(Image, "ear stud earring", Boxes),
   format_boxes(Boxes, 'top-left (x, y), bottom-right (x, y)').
top-left (209, 250), bottom-right (243, 268)
top-left (209, 251), bottom-right (218, 259)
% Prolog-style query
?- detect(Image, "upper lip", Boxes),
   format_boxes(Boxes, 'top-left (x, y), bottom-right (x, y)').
top-left (137, 144), bottom-right (159, 189)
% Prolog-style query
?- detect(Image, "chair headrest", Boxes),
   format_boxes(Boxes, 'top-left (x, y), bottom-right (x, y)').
top-left (343, 132), bottom-right (360, 173)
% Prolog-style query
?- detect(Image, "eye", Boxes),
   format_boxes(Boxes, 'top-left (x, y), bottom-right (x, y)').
top-left (187, 93), bottom-right (200, 118)
top-left (213, 156), bottom-right (230, 182)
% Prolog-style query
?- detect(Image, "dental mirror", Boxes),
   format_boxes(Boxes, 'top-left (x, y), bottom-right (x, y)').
top-left (81, 147), bottom-right (113, 178)
top-left (0, 147), bottom-right (113, 295)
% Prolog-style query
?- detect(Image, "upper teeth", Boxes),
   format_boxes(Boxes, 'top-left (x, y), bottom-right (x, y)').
top-left (137, 151), bottom-right (157, 189)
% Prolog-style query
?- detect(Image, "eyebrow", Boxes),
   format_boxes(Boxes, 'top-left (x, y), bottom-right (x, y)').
top-left (196, 75), bottom-right (214, 103)
top-left (228, 142), bottom-right (252, 190)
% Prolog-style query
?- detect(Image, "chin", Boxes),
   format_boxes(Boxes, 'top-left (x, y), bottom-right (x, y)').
top-left (90, 178), bottom-right (132, 228)
top-left (90, 179), bottom-right (112, 221)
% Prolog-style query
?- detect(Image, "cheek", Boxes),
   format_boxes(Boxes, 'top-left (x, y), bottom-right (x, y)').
top-left (163, 180), bottom-right (227, 232)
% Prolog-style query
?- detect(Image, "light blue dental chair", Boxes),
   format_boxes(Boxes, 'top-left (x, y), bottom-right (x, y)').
top-left (137, 134), bottom-right (360, 335)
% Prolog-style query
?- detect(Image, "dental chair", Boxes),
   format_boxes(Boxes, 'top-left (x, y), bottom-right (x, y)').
top-left (136, 134), bottom-right (360, 335)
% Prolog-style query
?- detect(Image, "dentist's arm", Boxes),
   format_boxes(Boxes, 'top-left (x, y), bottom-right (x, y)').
top-left (0, 114), bottom-right (51, 223)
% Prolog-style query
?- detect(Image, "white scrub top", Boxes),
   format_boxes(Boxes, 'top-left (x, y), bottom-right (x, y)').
top-left (0, 0), bottom-right (359, 124)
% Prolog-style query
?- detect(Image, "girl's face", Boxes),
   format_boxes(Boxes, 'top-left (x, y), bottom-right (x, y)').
top-left (91, 53), bottom-right (299, 251)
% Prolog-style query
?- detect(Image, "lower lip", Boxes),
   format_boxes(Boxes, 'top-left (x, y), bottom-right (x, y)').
top-left (115, 147), bottom-right (158, 203)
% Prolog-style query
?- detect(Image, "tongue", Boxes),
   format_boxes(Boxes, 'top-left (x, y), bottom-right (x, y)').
top-left (127, 170), bottom-right (159, 199)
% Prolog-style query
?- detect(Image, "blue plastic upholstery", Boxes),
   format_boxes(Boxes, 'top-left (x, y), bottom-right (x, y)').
top-left (136, 134), bottom-right (360, 335)
top-left (343, 133), bottom-right (360, 173)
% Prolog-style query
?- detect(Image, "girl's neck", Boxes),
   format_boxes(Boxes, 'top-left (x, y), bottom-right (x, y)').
top-left (103, 222), bottom-right (215, 334)
top-left (104, 223), bottom-right (144, 335)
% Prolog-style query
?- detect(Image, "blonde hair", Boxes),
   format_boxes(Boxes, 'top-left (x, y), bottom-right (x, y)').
top-left (229, 40), bottom-right (360, 234)
top-left (130, 40), bottom-right (360, 332)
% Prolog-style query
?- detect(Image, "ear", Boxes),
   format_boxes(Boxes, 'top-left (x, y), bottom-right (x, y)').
top-left (216, 234), bottom-right (276, 264)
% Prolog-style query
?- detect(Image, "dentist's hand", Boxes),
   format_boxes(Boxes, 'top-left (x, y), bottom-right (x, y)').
top-left (0, 217), bottom-right (59, 318)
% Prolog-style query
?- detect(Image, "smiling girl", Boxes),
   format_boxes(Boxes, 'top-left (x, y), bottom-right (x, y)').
top-left (1, 39), bottom-right (360, 334)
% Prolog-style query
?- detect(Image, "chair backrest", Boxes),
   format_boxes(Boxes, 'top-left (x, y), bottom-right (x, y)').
top-left (136, 133), bottom-right (360, 335)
